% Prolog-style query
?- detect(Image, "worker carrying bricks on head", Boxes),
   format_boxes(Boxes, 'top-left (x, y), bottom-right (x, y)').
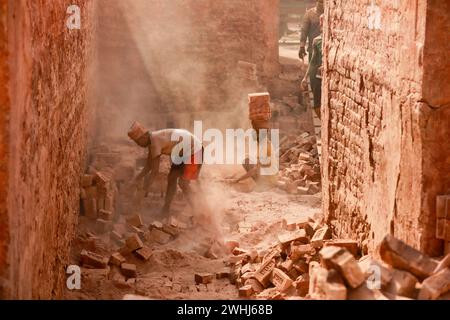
top-left (301, 13), bottom-right (324, 120)
top-left (128, 122), bottom-right (204, 217)
top-left (230, 93), bottom-right (278, 191)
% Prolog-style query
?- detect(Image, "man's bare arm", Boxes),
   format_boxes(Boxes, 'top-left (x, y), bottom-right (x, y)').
top-left (134, 151), bottom-right (157, 182)
top-left (143, 157), bottom-right (160, 191)
top-left (135, 162), bottom-right (150, 183)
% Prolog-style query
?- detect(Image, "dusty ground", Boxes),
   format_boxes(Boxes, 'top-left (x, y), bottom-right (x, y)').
top-left (65, 162), bottom-right (321, 300)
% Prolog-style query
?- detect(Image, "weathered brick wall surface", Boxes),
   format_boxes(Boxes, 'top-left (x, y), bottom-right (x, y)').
top-left (420, 0), bottom-right (450, 255)
top-left (94, 0), bottom-right (280, 141)
top-left (0, 0), bottom-right (94, 299)
top-left (322, 0), bottom-right (450, 256)
top-left (0, 0), bottom-right (10, 283)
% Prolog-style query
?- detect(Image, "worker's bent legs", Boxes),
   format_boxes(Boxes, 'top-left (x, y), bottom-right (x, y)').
top-left (242, 158), bottom-right (258, 182)
top-left (161, 164), bottom-right (183, 215)
top-left (178, 178), bottom-right (195, 209)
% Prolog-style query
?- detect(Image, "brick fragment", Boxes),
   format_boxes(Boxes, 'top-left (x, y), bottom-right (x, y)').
top-left (379, 235), bottom-right (438, 280)
top-left (433, 253), bottom-right (450, 274)
top-left (241, 263), bottom-right (256, 275)
top-left (229, 265), bottom-right (240, 285)
top-left (216, 269), bottom-right (230, 279)
top-left (254, 258), bottom-right (276, 288)
top-left (241, 271), bottom-right (255, 283)
top-left (292, 259), bottom-right (309, 274)
top-left (135, 246), bottom-right (153, 261)
top-left (146, 229), bottom-right (172, 245)
top-left (150, 220), bottom-right (164, 229)
top-left (126, 214), bottom-right (143, 228)
top-left (320, 246), bottom-right (366, 288)
top-left (126, 234), bottom-right (144, 252)
top-left (285, 220), bottom-right (297, 231)
top-left (239, 285), bottom-right (254, 297)
top-left (294, 274), bottom-right (309, 297)
top-left (287, 268), bottom-right (299, 280)
top-left (290, 244), bottom-right (314, 261)
top-left (385, 269), bottom-right (418, 299)
top-left (304, 223), bottom-right (315, 237)
top-left (245, 278), bottom-right (264, 294)
top-left (195, 273), bottom-right (214, 285)
top-left (279, 259), bottom-right (293, 273)
top-left (228, 254), bottom-right (248, 265)
top-left (358, 256), bottom-right (392, 289)
top-left (121, 263), bottom-right (137, 278)
top-left (310, 226), bottom-right (331, 248)
top-left (324, 239), bottom-right (359, 257)
top-left (278, 229), bottom-right (308, 246)
top-left (80, 250), bottom-right (108, 269)
top-left (270, 268), bottom-right (293, 292)
top-left (309, 265), bottom-right (347, 300)
top-left (162, 225), bottom-right (179, 237)
top-left (94, 171), bottom-right (110, 189)
top-left (119, 245), bottom-right (131, 256)
top-left (418, 268), bottom-right (450, 300)
top-left (348, 286), bottom-right (390, 300)
top-left (112, 276), bottom-right (132, 290)
top-left (232, 247), bottom-right (249, 256)
top-left (109, 252), bottom-right (126, 267)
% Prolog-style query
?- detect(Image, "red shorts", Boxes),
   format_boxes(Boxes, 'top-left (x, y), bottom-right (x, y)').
top-left (182, 150), bottom-right (203, 181)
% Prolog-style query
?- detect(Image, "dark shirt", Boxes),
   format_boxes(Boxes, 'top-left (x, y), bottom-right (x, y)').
top-left (300, 7), bottom-right (321, 56)
top-left (308, 35), bottom-right (323, 79)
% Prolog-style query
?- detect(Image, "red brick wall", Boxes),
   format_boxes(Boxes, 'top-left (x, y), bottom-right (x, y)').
top-left (420, 0), bottom-right (450, 255)
top-left (0, 0), bottom-right (10, 287)
top-left (0, 0), bottom-right (94, 299)
top-left (94, 0), bottom-right (280, 141)
top-left (322, 0), bottom-right (450, 256)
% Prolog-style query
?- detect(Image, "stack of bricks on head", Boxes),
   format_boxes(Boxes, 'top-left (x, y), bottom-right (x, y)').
top-left (248, 92), bottom-right (322, 196)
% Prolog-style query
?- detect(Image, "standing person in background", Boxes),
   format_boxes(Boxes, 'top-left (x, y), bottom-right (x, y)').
top-left (302, 14), bottom-right (324, 119)
top-left (298, 0), bottom-right (324, 62)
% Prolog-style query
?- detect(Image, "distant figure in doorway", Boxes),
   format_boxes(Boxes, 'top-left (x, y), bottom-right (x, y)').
top-left (302, 14), bottom-right (324, 119)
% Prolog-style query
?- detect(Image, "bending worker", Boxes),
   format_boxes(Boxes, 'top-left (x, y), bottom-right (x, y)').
top-left (128, 121), bottom-right (204, 217)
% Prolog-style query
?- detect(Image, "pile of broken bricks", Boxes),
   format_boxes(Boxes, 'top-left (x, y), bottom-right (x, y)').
top-left (78, 214), bottom-right (191, 288)
top-left (197, 216), bottom-right (450, 300)
top-left (80, 170), bottom-right (118, 229)
top-left (277, 133), bottom-right (321, 195)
